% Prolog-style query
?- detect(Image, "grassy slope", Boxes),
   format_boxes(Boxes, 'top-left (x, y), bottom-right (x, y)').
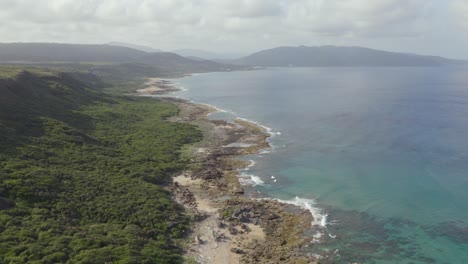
top-left (0, 67), bottom-right (202, 263)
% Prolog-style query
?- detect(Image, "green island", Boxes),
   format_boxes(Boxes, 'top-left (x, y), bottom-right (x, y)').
top-left (0, 66), bottom-right (202, 263)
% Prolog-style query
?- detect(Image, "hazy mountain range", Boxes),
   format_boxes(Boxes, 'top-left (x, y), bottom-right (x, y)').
top-left (0, 43), bottom-right (465, 71)
top-left (106, 42), bottom-right (244, 60)
top-left (234, 46), bottom-right (466, 67)
top-left (171, 49), bottom-right (246, 60)
top-left (0, 43), bottom-right (241, 77)
top-left (107, 42), bottom-right (162, 53)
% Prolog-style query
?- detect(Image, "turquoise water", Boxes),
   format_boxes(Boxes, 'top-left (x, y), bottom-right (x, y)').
top-left (173, 67), bottom-right (468, 263)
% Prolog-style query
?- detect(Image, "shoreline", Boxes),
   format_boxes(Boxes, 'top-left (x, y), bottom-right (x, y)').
top-left (137, 78), bottom-right (320, 263)
top-left (135, 78), bottom-right (181, 95)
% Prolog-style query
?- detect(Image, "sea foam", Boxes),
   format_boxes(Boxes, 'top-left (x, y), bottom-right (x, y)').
top-left (236, 117), bottom-right (282, 138)
top-left (246, 159), bottom-right (256, 170)
top-left (199, 103), bottom-right (227, 113)
top-left (276, 196), bottom-right (328, 227)
top-left (238, 173), bottom-right (265, 186)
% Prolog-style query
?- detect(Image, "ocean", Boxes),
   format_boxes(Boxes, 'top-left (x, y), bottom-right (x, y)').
top-left (170, 67), bottom-right (468, 263)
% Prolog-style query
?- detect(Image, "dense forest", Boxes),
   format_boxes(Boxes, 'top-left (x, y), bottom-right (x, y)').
top-left (0, 66), bottom-right (202, 263)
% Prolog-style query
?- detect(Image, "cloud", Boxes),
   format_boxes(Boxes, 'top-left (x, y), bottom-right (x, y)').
top-left (450, 0), bottom-right (468, 29)
top-left (0, 0), bottom-right (464, 57)
top-left (216, 0), bottom-right (283, 18)
top-left (283, 0), bottom-right (434, 37)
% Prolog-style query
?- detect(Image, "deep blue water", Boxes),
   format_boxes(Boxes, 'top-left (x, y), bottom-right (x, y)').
top-left (172, 67), bottom-right (468, 263)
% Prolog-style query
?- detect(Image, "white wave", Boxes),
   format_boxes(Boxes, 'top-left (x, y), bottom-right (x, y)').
top-left (238, 173), bottom-right (264, 186)
top-left (199, 103), bottom-right (227, 113)
top-left (276, 196), bottom-right (328, 227)
top-left (311, 253), bottom-right (324, 260)
top-left (235, 117), bottom-right (281, 138)
top-left (245, 159), bottom-right (256, 170)
top-left (312, 231), bottom-right (323, 243)
top-left (251, 175), bottom-right (265, 186)
top-left (259, 148), bottom-right (273, 154)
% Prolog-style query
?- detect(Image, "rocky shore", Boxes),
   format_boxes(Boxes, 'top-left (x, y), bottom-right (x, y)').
top-left (138, 78), bottom-right (319, 264)
top-left (136, 78), bottom-right (181, 95)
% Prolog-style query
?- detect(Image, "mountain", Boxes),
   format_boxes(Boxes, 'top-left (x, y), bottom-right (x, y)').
top-left (0, 43), bottom-right (242, 76)
top-left (235, 46), bottom-right (465, 67)
top-left (172, 49), bottom-right (245, 60)
top-left (0, 43), bottom-right (146, 63)
top-left (108, 42), bottom-right (162, 53)
top-left (135, 52), bottom-right (235, 73)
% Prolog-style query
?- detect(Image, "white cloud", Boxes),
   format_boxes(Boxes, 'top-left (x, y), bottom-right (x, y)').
top-left (450, 0), bottom-right (468, 29)
top-left (0, 0), bottom-right (465, 58)
top-left (283, 0), bottom-right (434, 37)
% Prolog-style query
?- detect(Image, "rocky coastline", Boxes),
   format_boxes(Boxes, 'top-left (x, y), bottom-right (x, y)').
top-left (138, 78), bottom-right (319, 264)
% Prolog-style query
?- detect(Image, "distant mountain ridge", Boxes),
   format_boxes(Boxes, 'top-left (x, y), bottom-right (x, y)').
top-left (107, 42), bottom-right (162, 53)
top-left (172, 49), bottom-right (246, 60)
top-left (0, 43), bottom-right (241, 75)
top-left (235, 46), bottom-right (466, 67)
top-left (0, 43), bottom-right (144, 63)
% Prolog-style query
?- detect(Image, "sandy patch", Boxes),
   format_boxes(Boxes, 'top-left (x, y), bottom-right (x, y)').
top-left (173, 175), bottom-right (266, 264)
top-left (136, 78), bottom-right (180, 95)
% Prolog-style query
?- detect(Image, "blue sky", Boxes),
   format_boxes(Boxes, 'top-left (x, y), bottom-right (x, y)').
top-left (0, 0), bottom-right (466, 59)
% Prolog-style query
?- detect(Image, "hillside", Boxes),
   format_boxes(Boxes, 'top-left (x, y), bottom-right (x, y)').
top-left (172, 49), bottom-right (245, 60)
top-left (235, 46), bottom-right (465, 67)
top-left (0, 68), bottom-right (202, 263)
top-left (0, 43), bottom-right (241, 75)
top-left (107, 42), bottom-right (162, 53)
top-left (0, 43), bottom-right (145, 63)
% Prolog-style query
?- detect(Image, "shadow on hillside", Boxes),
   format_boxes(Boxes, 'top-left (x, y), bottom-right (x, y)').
top-left (0, 71), bottom-right (111, 155)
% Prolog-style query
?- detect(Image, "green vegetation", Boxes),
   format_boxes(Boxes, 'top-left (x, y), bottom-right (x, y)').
top-left (0, 68), bottom-right (202, 263)
top-left (0, 66), bottom-right (57, 79)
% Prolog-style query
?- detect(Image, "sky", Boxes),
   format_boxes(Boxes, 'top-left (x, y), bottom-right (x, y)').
top-left (0, 0), bottom-right (467, 59)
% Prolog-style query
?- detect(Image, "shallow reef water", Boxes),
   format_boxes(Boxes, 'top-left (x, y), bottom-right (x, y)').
top-left (173, 66), bottom-right (468, 263)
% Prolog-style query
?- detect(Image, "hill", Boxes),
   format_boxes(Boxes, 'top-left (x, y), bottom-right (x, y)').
top-left (0, 43), bottom-right (145, 63)
top-left (107, 41), bottom-right (162, 53)
top-left (135, 52), bottom-right (235, 72)
top-left (172, 49), bottom-right (245, 60)
top-left (0, 43), bottom-right (241, 75)
top-left (0, 68), bottom-right (202, 263)
top-left (235, 46), bottom-right (465, 67)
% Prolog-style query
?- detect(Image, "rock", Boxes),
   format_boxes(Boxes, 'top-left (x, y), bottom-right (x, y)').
top-left (241, 224), bottom-right (251, 232)
top-left (214, 232), bottom-right (226, 242)
top-left (233, 187), bottom-right (244, 194)
top-left (194, 211), bottom-right (209, 222)
top-left (195, 235), bottom-right (203, 245)
top-left (217, 220), bottom-right (226, 228)
top-left (237, 213), bottom-right (248, 223)
top-left (228, 226), bottom-right (239, 235)
top-left (267, 213), bottom-right (279, 220)
top-left (230, 248), bottom-right (245, 254)
top-left (219, 197), bottom-right (319, 264)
